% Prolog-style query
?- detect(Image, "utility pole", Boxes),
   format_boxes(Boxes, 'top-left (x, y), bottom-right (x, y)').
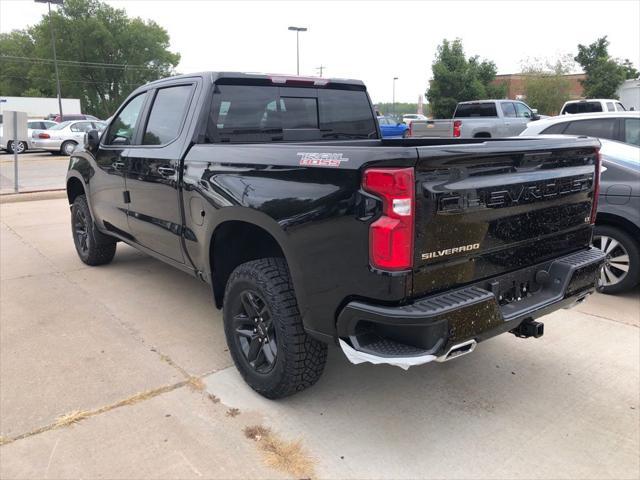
top-left (392, 77), bottom-right (398, 118)
top-left (35, 0), bottom-right (64, 121)
top-left (288, 26), bottom-right (307, 75)
top-left (315, 65), bottom-right (326, 77)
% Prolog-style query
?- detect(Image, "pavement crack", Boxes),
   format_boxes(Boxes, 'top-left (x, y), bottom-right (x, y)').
top-left (0, 380), bottom-right (194, 447)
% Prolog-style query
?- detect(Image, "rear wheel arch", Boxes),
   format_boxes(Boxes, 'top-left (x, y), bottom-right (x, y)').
top-left (595, 212), bottom-right (640, 241)
top-left (209, 221), bottom-right (291, 309)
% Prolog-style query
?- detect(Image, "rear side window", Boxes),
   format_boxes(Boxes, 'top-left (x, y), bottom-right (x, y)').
top-left (454, 103), bottom-right (498, 118)
top-left (143, 85), bottom-right (193, 145)
top-left (208, 84), bottom-right (376, 143)
top-left (607, 102), bottom-right (615, 112)
top-left (563, 118), bottom-right (617, 140)
top-left (500, 102), bottom-right (517, 118)
top-left (541, 123), bottom-right (568, 134)
top-left (624, 118), bottom-right (640, 146)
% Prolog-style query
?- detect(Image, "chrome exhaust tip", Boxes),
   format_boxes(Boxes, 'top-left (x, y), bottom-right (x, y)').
top-left (436, 339), bottom-right (477, 362)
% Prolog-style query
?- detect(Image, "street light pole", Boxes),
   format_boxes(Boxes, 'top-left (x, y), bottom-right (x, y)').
top-left (393, 77), bottom-right (398, 118)
top-left (36, 0), bottom-right (64, 121)
top-left (288, 26), bottom-right (307, 75)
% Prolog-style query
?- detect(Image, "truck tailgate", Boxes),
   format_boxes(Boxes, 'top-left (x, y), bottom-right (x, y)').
top-left (410, 120), bottom-right (452, 138)
top-left (411, 137), bottom-right (600, 297)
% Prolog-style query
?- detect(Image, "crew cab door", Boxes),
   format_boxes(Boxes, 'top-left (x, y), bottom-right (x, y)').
top-left (92, 91), bottom-right (149, 236)
top-left (499, 102), bottom-right (521, 136)
top-left (124, 82), bottom-right (197, 263)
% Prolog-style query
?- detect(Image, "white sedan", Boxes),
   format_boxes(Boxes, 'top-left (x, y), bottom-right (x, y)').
top-left (0, 120), bottom-right (57, 154)
top-left (31, 120), bottom-right (107, 155)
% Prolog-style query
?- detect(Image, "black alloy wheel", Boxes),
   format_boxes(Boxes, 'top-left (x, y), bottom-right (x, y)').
top-left (231, 290), bottom-right (277, 374)
top-left (73, 206), bottom-right (90, 255)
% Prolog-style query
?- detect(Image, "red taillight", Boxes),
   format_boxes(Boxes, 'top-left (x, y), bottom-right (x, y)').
top-left (408, 122), bottom-right (413, 137)
top-left (453, 120), bottom-right (462, 138)
top-left (38, 133), bottom-right (50, 139)
top-left (362, 167), bottom-right (415, 271)
top-left (590, 150), bottom-right (601, 224)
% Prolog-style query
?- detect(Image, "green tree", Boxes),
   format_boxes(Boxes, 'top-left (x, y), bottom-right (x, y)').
top-left (621, 59), bottom-right (639, 80)
top-left (375, 102), bottom-right (428, 118)
top-left (521, 55), bottom-right (575, 115)
top-left (426, 39), bottom-right (506, 118)
top-left (574, 36), bottom-right (628, 99)
top-left (0, 0), bottom-right (180, 118)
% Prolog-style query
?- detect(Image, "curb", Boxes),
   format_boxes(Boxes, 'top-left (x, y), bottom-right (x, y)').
top-left (0, 190), bottom-right (67, 204)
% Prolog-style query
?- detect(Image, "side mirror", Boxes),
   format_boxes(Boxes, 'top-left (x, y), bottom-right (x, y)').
top-left (532, 114), bottom-right (541, 121)
top-left (85, 129), bottom-right (100, 151)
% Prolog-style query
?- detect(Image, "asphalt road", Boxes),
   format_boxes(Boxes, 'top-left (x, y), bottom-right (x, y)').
top-left (0, 151), bottom-right (68, 194)
top-left (0, 197), bottom-right (638, 479)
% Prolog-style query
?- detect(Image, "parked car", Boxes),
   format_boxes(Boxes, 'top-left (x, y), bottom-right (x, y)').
top-left (401, 113), bottom-right (428, 125)
top-left (0, 119), bottom-right (57, 154)
top-left (560, 99), bottom-right (627, 115)
top-left (66, 72), bottom-right (604, 399)
top-left (53, 114), bottom-right (100, 123)
top-left (32, 120), bottom-right (107, 155)
top-left (409, 100), bottom-right (541, 138)
top-left (377, 116), bottom-right (409, 138)
top-left (521, 113), bottom-right (640, 293)
top-left (520, 111), bottom-right (640, 146)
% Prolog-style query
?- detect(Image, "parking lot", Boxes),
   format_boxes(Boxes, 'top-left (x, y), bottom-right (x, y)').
top-left (0, 197), bottom-right (638, 479)
top-left (0, 152), bottom-right (68, 194)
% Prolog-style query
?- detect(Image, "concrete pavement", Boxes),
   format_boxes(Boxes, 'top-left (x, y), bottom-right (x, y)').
top-left (0, 152), bottom-right (68, 194)
top-left (0, 198), bottom-right (638, 479)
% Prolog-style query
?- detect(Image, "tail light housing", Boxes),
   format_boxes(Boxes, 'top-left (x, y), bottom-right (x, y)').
top-left (38, 133), bottom-right (50, 139)
top-left (362, 167), bottom-right (415, 271)
top-left (590, 150), bottom-right (601, 224)
top-left (453, 120), bottom-right (462, 138)
top-left (408, 122), bottom-right (413, 137)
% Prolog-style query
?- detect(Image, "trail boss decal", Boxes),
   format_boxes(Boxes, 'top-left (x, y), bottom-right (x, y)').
top-left (422, 243), bottom-right (481, 260)
top-left (297, 152), bottom-right (349, 167)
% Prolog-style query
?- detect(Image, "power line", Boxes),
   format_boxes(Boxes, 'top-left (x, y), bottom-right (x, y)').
top-left (0, 55), bottom-right (166, 71)
top-left (0, 74), bottom-right (142, 86)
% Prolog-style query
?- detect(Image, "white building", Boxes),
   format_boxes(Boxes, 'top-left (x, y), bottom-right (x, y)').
top-left (0, 96), bottom-right (82, 120)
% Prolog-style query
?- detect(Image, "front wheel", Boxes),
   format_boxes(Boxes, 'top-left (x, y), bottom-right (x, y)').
top-left (223, 257), bottom-right (328, 399)
top-left (593, 225), bottom-right (640, 294)
top-left (71, 194), bottom-right (117, 266)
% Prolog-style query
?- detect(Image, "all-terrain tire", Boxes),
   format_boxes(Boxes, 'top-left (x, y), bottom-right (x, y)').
top-left (71, 194), bottom-right (117, 266)
top-left (223, 257), bottom-right (328, 399)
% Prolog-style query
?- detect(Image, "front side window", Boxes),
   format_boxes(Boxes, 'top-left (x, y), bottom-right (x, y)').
top-left (514, 102), bottom-right (532, 118)
top-left (105, 92), bottom-right (148, 145)
top-left (563, 118), bottom-right (617, 140)
top-left (143, 85), bottom-right (194, 145)
top-left (616, 102), bottom-right (626, 111)
top-left (500, 102), bottom-right (517, 118)
top-left (624, 118), bottom-right (640, 146)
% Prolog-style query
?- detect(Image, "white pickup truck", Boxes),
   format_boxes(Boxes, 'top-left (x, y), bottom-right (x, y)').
top-left (409, 99), bottom-right (541, 138)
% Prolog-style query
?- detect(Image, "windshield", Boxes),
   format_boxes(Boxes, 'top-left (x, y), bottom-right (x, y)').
top-left (207, 84), bottom-right (377, 143)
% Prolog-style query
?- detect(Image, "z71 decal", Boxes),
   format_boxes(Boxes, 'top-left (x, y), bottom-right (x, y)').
top-left (297, 152), bottom-right (349, 167)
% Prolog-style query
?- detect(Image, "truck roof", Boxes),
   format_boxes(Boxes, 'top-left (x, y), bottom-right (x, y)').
top-left (457, 99), bottom-right (521, 105)
top-left (143, 71), bottom-right (366, 89)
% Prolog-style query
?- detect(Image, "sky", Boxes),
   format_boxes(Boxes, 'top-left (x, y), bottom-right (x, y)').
top-left (1, 0), bottom-right (639, 103)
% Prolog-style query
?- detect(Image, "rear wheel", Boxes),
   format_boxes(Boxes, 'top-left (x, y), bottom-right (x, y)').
top-left (593, 225), bottom-right (639, 294)
top-left (61, 141), bottom-right (77, 156)
top-left (7, 141), bottom-right (27, 154)
top-left (223, 257), bottom-right (327, 398)
top-left (71, 194), bottom-right (117, 266)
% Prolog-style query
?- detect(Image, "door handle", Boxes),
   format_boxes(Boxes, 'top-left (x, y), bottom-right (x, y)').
top-left (158, 166), bottom-right (176, 176)
top-left (112, 161), bottom-right (125, 169)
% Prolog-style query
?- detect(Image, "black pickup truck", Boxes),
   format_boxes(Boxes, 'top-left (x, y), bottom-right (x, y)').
top-left (67, 72), bottom-right (605, 398)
